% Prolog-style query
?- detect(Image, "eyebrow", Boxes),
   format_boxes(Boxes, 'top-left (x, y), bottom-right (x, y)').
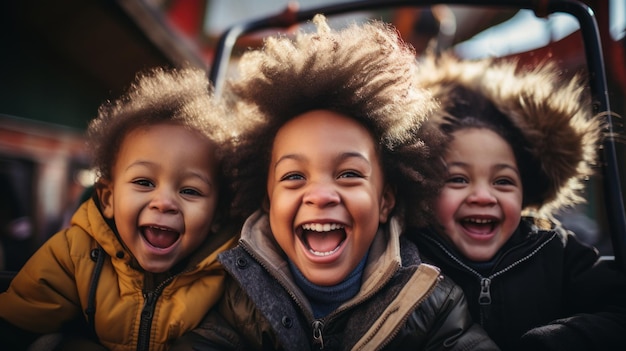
top-left (273, 151), bottom-right (371, 169)
top-left (446, 161), bottom-right (520, 175)
top-left (273, 154), bottom-right (304, 169)
top-left (185, 171), bottom-right (214, 187)
top-left (125, 160), bottom-right (154, 172)
top-left (126, 160), bottom-right (213, 186)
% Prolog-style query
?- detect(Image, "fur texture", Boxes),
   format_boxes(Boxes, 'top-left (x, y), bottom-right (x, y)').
top-left (416, 53), bottom-right (604, 216)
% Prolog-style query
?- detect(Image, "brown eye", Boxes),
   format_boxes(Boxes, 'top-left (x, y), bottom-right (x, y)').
top-left (133, 179), bottom-right (154, 187)
top-left (181, 188), bottom-right (201, 196)
top-left (338, 170), bottom-right (362, 179)
top-left (494, 179), bottom-right (514, 186)
top-left (280, 173), bottom-right (304, 182)
top-left (446, 176), bottom-right (467, 184)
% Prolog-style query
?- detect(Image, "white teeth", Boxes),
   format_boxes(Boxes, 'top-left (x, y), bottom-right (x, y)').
top-left (301, 223), bottom-right (344, 232)
top-left (465, 218), bottom-right (493, 224)
top-left (300, 223), bottom-right (345, 256)
top-left (309, 245), bottom-right (341, 256)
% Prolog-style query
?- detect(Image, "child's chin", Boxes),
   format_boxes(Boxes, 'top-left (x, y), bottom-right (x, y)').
top-left (141, 262), bottom-right (175, 273)
top-left (464, 248), bottom-right (497, 262)
top-left (307, 273), bottom-right (345, 286)
top-left (302, 265), bottom-right (351, 286)
top-left (136, 253), bottom-right (177, 273)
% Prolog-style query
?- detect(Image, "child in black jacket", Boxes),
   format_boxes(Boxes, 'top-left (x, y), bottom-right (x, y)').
top-left (409, 53), bottom-right (626, 351)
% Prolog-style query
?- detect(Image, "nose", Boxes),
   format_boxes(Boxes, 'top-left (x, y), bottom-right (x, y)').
top-left (303, 181), bottom-right (340, 208)
top-left (149, 187), bottom-right (180, 213)
top-left (467, 183), bottom-right (497, 206)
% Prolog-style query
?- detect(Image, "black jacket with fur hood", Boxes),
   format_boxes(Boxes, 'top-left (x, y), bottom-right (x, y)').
top-left (409, 54), bottom-right (626, 350)
top-left (414, 219), bottom-right (626, 351)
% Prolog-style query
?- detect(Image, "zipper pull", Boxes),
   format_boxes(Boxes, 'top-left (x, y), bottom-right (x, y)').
top-left (312, 320), bottom-right (324, 349)
top-left (479, 278), bottom-right (492, 305)
top-left (142, 291), bottom-right (156, 319)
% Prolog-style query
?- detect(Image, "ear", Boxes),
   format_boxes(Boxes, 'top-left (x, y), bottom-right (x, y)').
top-left (95, 179), bottom-right (115, 219)
top-left (379, 184), bottom-right (396, 223)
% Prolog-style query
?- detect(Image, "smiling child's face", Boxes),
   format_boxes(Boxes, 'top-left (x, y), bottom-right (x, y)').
top-left (267, 110), bottom-right (395, 286)
top-left (435, 128), bottom-right (523, 262)
top-left (99, 123), bottom-right (219, 273)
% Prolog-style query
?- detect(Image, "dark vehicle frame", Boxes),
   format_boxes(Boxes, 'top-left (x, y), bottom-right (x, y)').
top-left (208, 0), bottom-right (626, 272)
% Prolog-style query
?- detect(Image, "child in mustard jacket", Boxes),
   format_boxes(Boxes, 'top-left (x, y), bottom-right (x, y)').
top-left (0, 67), bottom-right (240, 350)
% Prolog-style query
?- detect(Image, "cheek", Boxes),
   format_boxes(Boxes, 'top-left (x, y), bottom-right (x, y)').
top-left (434, 191), bottom-right (456, 223)
top-left (268, 190), bottom-right (296, 230)
top-left (111, 192), bottom-right (133, 220)
top-left (505, 191), bottom-right (523, 215)
top-left (503, 199), bottom-right (523, 226)
top-left (269, 206), bottom-right (295, 241)
top-left (268, 210), bottom-right (296, 258)
top-left (190, 198), bottom-right (219, 223)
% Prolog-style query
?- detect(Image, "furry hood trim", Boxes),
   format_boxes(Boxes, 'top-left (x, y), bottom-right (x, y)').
top-left (416, 53), bottom-right (604, 216)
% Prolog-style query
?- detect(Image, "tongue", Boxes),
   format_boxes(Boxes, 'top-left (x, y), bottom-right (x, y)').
top-left (462, 222), bottom-right (493, 235)
top-left (305, 230), bottom-right (345, 253)
top-left (144, 227), bottom-right (179, 249)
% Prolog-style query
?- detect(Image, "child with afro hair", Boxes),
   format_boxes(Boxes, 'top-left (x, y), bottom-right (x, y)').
top-left (172, 15), bottom-right (498, 351)
top-left (0, 66), bottom-right (240, 350)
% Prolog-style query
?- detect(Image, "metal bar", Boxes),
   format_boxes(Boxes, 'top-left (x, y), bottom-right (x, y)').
top-left (548, 1), bottom-right (626, 271)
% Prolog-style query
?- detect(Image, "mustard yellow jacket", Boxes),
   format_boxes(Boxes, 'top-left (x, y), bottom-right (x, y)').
top-left (0, 198), bottom-right (236, 351)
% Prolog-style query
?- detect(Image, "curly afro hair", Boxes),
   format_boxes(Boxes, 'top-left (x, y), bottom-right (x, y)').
top-left (222, 15), bottom-right (447, 228)
top-left (86, 66), bottom-right (238, 223)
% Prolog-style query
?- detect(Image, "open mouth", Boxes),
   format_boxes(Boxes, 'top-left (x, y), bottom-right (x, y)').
top-left (299, 223), bottom-right (346, 256)
top-left (460, 217), bottom-right (497, 235)
top-left (141, 225), bottom-right (181, 249)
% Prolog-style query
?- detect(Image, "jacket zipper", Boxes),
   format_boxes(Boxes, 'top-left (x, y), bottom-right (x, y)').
top-left (312, 320), bottom-right (324, 349)
top-left (136, 275), bottom-right (177, 351)
top-left (422, 231), bottom-right (556, 324)
top-left (239, 238), bottom-right (399, 349)
top-left (137, 291), bottom-right (157, 351)
top-left (308, 266), bottom-right (440, 351)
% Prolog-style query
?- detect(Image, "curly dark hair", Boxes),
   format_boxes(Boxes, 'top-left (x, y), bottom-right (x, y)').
top-left (415, 53), bottom-right (602, 216)
top-left (223, 15), bottom-right (446, 228)
top-left (86, 66), bottom-right (238, 223)
top-left (437, 85), bottom-right (547, 209)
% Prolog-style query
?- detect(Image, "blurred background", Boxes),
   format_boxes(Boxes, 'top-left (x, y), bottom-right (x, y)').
top-left (0, 0), bottom-right (624, 272)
